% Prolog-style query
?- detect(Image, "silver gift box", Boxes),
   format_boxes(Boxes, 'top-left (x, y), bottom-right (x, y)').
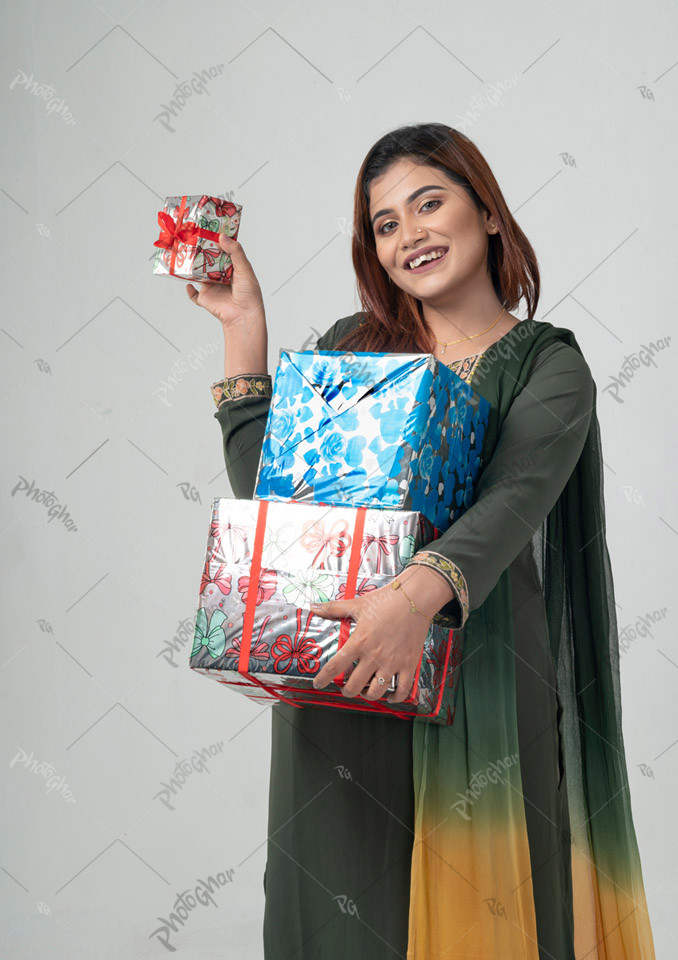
top-left (189, 497), bottom-right (462, 724)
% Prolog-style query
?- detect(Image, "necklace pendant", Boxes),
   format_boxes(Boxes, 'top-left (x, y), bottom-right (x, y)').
top-left (440, 344), bottom-right (446, 355)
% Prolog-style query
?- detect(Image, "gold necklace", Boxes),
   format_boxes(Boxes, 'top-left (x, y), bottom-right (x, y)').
top-left (434, 305), bottom-right (506, 355)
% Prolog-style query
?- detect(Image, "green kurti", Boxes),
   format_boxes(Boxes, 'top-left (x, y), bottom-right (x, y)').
top-left (209, 313), bottom-right (646, 959)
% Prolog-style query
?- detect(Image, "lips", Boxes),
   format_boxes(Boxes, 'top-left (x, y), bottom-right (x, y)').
top-left (404, 247), bottom-right (449, 274)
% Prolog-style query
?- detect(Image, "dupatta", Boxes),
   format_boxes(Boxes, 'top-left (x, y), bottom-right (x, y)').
top-left (406, 321), bottom-right (656, 958)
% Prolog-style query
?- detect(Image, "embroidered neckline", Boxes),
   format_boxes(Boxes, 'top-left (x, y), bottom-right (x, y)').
top-left (444, 352), bottom-right (485, 384)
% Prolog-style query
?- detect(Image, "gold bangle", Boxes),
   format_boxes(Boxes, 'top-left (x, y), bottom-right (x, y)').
top-left (391, 577), bottom-right (433, 622)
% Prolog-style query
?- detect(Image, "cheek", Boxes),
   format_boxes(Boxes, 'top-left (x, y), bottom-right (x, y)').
top-left (375, 243), bottom-right (396, 273)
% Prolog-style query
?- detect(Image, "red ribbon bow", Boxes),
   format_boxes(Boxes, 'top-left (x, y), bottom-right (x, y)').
top-left (153, 210), bottom-right (201, 249)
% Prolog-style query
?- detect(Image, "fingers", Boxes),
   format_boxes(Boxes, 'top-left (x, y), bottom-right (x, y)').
top-left (339, 652), bottom-right (397, 700)
top-left (307, 599), bottom-right (418, 706)
top-left (185, 280), bottom-right (216, 307)
top-left (385, 670), bottom-right (415, 704)
top-left (313, 645), bottom-right (375, 696)
top-left (363, 672), bottom-right (399, 701)
top-left (313, 640), bottom-right (415, 704)
top-left (312, 635), bottom-right (394, 700)
top-left (219, 234), bottom-right (246, 262)
top-left (309, 599), bottom-right (358, 621)
top-left (311, 645), bottom-right (358, 690)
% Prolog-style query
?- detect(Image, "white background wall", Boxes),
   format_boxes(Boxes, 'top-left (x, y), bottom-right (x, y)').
top-left (1, 0), bottom-right (675, 957)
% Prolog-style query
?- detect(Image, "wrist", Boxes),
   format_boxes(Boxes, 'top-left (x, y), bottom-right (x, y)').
top-left (221, 305), bottom-right (267, 329)
top-left (397, 564), bottom-right (457, 617)
top-left (222, 317), bottom-right (268, 379)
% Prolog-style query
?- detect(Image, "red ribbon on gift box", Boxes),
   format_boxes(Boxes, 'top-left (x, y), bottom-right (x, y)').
top-left (154, 195), bottom-right (222, 277)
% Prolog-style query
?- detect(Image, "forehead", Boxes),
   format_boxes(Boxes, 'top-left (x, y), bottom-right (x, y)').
top-left (368, 160), bottom-right (450, 211)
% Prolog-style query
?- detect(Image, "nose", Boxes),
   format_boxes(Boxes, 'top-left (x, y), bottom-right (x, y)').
top-left (401, 220), bottom-right (425, 249)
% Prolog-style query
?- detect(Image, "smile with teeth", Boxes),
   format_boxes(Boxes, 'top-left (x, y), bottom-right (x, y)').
top-left (406, 247), bottom-right (448, 270)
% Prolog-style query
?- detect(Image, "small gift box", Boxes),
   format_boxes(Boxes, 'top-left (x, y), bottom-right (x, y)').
top-left (152, 194), bottom-right (242, 282)
top-left (253, 349), bottom-right (491, 532)
top-left (189, 497), bottom-right (462, 725)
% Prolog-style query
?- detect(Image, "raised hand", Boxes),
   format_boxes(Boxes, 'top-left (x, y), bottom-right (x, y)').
top-left (186, 234), bottom-right (266, 329)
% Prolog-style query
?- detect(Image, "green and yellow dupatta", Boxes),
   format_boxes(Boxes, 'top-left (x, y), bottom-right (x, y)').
top-left (407, 322), bottom-right (656, 958)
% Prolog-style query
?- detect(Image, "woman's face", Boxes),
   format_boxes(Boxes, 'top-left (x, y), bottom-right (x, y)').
top-left (368, 159), bottom-right (496, 305)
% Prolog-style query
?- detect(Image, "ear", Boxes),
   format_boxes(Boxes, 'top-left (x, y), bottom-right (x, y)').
top-left (484, 210), bottom-right (499, 235)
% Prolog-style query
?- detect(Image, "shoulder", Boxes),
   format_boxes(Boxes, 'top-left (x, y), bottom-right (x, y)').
top-left (316, 311), bottom-right (366, 350)
top-left (526, 336), bottom-right (595, 409)
top-left (529, 333), bottom-right (592, 380)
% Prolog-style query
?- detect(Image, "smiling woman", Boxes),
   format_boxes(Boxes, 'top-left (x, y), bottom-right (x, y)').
top-left (197, 122), bottom-right (657, 960)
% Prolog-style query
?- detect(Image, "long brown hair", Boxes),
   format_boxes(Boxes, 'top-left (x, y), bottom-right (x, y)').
top-left (335, 123), bottom-right (540, 353)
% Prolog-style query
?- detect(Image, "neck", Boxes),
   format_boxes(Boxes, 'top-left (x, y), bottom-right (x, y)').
top-left (421, 290), bottom-right (508, 343)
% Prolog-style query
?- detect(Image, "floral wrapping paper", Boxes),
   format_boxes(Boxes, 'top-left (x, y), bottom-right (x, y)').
top-left (189, 497), bottom-right (463, 724)
top-left (152, 194), bottom-right (242, 282)
top-left (253, 350), bottom-right (491, 532)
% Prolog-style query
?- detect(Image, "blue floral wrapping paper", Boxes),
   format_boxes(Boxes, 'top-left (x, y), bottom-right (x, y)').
top-left (253, 350), bottom-right (491, 531)
top-left (188, 497), bottom-right (462, 724)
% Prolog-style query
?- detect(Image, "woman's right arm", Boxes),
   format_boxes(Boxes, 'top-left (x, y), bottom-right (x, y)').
top-left (193, 234), bottom-right (361, 498)
top-left (186, 234), bottom-right (272, 498)
top-left (210, 313), bottom-right (361, 499)
top-left (211, 366), bottom-right (273, 500)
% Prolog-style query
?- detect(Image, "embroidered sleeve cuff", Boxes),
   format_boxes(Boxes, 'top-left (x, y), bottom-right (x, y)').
top-left (404, 550), bottom-right (469, 628)
top-left (210, 374), bottom-right (272, 409)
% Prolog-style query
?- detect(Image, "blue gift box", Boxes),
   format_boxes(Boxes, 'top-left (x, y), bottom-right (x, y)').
top-left (253, 350), bottom-right (491, 532)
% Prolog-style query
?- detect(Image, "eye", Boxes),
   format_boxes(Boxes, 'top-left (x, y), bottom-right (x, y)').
top-left (376, 198), bottom-right (441, 236)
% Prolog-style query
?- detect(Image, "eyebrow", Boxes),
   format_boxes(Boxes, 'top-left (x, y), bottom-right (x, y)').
top-left (370, 185), bottom-right (446, 227)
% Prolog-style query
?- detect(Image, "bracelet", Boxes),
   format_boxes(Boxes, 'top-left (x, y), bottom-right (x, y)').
top-left (391, 577), bottom-right (433, 622)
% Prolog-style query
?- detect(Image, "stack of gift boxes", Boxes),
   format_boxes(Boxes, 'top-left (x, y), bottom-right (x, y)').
top-left (189, 347), bottom-right (491, 725)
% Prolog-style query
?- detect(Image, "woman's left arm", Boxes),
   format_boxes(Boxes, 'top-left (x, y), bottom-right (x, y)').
top-left (311, 340), bottom-right (595, 702)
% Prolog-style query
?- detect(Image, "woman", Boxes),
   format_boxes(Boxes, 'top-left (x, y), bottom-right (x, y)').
top-left (189, 124), bottom-right (656, 959)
